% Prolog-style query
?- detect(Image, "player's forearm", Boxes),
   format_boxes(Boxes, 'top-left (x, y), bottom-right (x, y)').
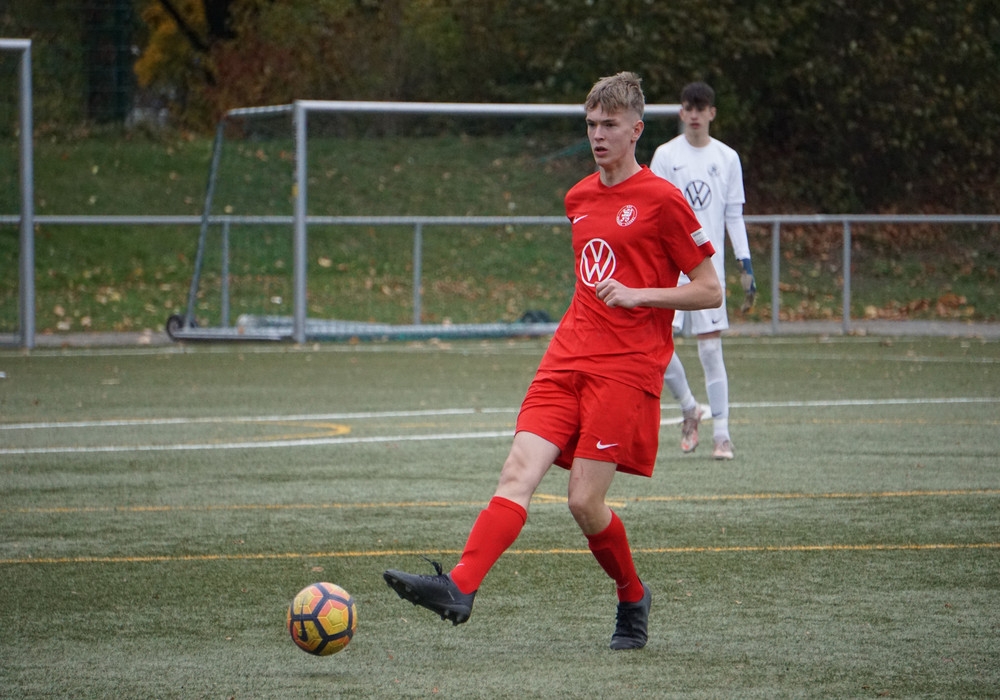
top-left (725, 204), bottom-right (751, 261)
top-left (633, 273), bottom-right (722, 311)
top-left (678, 256), bottom-right (723, 310)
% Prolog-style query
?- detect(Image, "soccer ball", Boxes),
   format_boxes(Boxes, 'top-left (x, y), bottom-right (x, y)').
top-left (287, 582), bottom-right (357, 656)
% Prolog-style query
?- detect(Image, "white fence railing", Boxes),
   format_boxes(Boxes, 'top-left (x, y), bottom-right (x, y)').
top-left (2, 213), bottom-right (998, 346)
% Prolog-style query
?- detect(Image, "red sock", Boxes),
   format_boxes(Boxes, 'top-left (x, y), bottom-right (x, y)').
top-left (586, 510), bottom-right (644, 603)
top-left (449, 496), bottom-right (527, 594)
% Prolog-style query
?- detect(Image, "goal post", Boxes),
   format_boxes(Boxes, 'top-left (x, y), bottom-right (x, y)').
top-left (0, 39), bottom-right (34, 349)
top-left (171, 99), bottom-right (680, 343)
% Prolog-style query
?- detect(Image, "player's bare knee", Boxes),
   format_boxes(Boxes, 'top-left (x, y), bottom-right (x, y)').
top-left (566, 492), bottom-right (607, 533)
top-left (495, 455), bottom-right (546, 506)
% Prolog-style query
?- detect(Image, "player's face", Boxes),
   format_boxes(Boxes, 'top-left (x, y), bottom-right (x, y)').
top-left (680, 103), bottom-right (716, 137)
top-left (586, 106), bottom-right (643, 171)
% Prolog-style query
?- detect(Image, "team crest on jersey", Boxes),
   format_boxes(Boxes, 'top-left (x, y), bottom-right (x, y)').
top-left (616, 205), bottom-right (638, 227)
top-left (580, 238), bottom-right (616, 287)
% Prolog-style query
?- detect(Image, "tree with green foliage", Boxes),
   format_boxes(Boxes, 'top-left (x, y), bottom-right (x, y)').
top-left (4, 0), bottom-right (998, 212)
top-left (719, 1), bottom-right (1000, 211)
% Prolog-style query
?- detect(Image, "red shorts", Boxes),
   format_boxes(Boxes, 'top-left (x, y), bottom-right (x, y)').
top-left (515, 369), bottom-right (661, 477)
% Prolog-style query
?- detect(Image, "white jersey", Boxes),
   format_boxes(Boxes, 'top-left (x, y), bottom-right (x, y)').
top-left (650, 135), bottom-right (749, 285)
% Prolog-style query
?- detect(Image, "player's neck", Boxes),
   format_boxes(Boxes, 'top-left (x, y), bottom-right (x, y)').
top-left (683, 130), bottom-right (711, 148)
top-left (599, 159), bottom-right (642, 187)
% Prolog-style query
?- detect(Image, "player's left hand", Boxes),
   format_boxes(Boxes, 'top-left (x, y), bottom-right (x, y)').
top-left (595, 278), bottom-right (639, 308)
top-left (738, 258), bottom-right (756, 312)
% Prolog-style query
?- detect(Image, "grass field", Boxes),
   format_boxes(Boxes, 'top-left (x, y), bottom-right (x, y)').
top-left (1, 334), bottom-right (998, 698)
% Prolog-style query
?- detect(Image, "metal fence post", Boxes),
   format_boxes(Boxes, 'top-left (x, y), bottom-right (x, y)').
top-left (842, 220), bottom-right (852, 334)
top-left (770, 220), bottom-right (781, 334)
top-left (220, 220), bottom-right (230, 328)
top-left (19, 42), bottom-right (33, 349)
top-left (412, 222), bottom-right (423, 325)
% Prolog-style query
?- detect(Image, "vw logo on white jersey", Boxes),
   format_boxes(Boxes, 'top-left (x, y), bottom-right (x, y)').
top-left (580, 238), bottom-right (616, 287)
top-left (684, 180), bottom-right (712, 210)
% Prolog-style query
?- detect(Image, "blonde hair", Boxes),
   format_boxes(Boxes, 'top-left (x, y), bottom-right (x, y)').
top-left (585, 71), bottom-right (645, 118)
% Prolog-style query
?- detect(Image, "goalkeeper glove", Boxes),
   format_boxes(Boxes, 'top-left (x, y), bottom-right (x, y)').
top-left (738, 258), bottom-right (757, 312)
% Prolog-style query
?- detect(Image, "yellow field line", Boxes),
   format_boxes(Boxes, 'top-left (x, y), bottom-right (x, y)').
top-left (5, 489), bottom-right (997, 515)
top-left (2, 542), bottom-right (998, 566)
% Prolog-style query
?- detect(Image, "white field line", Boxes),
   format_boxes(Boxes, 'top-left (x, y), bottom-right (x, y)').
top-left (5, 334), bottom-right (997, 360)
top-left (0, 407), bottom-right (518, 431)
top-left (0, 431), bottom-right (514, 455)
top-left (732, 352), bottom-right (1000, 364)
top-left (1, 396), bottom-right (997, 456)
top-left (2, 396), bottom-right (996, 431)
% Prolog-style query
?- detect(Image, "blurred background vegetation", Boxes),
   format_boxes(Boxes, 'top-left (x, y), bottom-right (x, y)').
top-left (3, 0), bottom-right (999, 214)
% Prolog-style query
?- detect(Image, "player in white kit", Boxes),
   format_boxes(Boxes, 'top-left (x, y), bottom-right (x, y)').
top-left (650, 82), bottom-right (756, 460)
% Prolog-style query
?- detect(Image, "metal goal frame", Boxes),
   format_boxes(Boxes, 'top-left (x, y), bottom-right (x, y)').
top-left (169, 99), bottom-right (680, 343)
top-left (1, 38), bottom-right (34, 349)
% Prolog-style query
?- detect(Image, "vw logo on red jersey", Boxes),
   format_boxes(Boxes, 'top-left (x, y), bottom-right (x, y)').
top-left (616, 204), bottom-right (638, 227)
top-left (580, 238), bottom-right (616, 287)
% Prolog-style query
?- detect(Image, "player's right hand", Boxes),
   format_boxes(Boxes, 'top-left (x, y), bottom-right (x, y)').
top-left (738, 258), bottom-right (756, 312)
top-left (595, 278), bottom-right (638, 308)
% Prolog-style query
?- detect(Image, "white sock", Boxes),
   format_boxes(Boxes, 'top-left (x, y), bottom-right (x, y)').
top-left (698, 336), bottom-right (730, 441)
top-left (664, 352), bottom-right (697, 413)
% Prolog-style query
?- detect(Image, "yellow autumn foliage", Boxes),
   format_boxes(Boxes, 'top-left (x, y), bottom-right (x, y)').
top-left (133, 0), bottom-right (207, 88)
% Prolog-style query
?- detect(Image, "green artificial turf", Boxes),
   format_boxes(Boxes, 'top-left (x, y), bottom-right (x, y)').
top-left (1, 335), bottom-right (998, 698)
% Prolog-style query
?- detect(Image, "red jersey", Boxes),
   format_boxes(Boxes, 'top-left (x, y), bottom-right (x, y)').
top-left (539, 166), bottom-right (714, 395)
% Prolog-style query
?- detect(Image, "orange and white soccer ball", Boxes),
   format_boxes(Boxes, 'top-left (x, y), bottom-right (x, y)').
top-left (287, 582), bottom-right (357, 655)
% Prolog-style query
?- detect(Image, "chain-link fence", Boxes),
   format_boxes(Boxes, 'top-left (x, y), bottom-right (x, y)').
top-left (1, 0), bottom-right (137, 131)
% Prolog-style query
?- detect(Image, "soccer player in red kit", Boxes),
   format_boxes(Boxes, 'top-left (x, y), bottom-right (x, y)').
top-left (384, 71), bottom-right (721, 650)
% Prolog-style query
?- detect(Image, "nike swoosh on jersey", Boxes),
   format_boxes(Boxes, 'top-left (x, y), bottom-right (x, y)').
top-left (596, 441), bottom-right (618, 450)
top-left (573, 214), bottom-right (589, 224)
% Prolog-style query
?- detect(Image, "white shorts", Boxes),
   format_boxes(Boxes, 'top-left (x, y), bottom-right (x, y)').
top-left (673, 295), bottom-right (729, 335)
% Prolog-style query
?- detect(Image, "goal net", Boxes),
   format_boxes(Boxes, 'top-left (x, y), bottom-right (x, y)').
top-left (170, 100), bottom-right (679, 343)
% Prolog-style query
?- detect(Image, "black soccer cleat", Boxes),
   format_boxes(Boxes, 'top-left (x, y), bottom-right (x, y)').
top-left (383, 559), bottom-right (476, 625)
top-left (609, 582), bottom-right (651, 650)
